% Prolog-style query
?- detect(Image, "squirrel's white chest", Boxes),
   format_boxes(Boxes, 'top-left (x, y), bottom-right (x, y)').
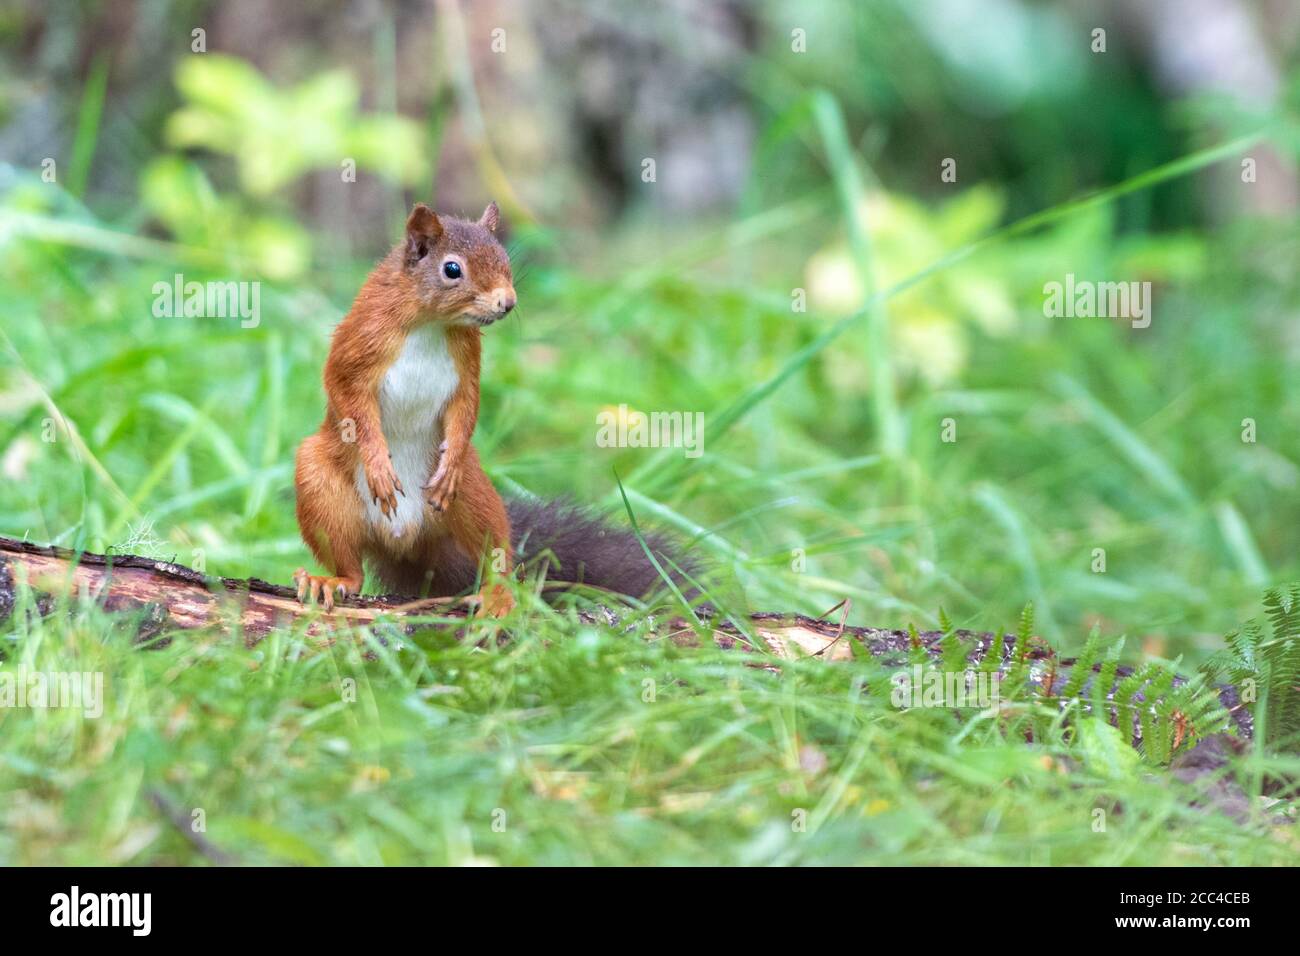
top-left (378, 324), bottom-right (459, 436)
top-left (355, 324), bottom-right (459, 534)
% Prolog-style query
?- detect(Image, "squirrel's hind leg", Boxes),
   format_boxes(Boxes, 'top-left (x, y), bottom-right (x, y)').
top-left (294, 432), bottom-right (366, 611)
top-left (444, 452), bottom-right (515, 618)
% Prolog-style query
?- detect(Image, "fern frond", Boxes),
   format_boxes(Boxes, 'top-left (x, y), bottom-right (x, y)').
top-left (1166, 677), bottom-right (1230, 750)
top-left (1140, 667), bottom-right (1176, 762)
top-left (1091, 638), bottom-right (1125, 726)
top-left (938, 608), bottom-right (970, 675)
top-left (1016, 603), bottom-right (1035, 658)
top-left (1060, 626), bottom-right (1105, 701)
top-left (1114, 663), bottom-right (1157, 745)
top-left (1264, 586), bottom-right (1300, 642)
top-left (982, 625), bottom-right (1006, 675)
top-left (1267, 635), bottom-right (1300, 741)
top-left (1225, 621), bottom-right (1264, 673)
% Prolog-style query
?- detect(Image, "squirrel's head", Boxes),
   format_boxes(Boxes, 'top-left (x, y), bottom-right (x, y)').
top-left (402, 201), bottom-right (515, 326)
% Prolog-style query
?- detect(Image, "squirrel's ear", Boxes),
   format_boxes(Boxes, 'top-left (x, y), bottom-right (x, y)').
top-left (479, 201), bottom-right (500, 233)
top-left (405, 203), bottom-right (442, 266)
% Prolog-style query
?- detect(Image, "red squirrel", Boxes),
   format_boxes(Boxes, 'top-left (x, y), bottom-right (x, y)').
top-left (294, 201), bottom-right (516, 616)
top-left (294, 201), bottom-right (694, 617)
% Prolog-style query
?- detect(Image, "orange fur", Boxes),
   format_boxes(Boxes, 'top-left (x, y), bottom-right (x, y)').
top-left (294, 202), bottom-right (516, 616)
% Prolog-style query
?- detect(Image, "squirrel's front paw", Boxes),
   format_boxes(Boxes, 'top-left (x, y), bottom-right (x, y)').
top-left (364, 454), bottom-right (404, 518)
top-left (424, 450), bottom-right (460, 512)
top-left (293, 568), bottom-right (358, 612)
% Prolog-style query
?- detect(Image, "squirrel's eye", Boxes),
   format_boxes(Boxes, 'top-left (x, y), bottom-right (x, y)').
top-left (442, 260), bottom-right (462, 280)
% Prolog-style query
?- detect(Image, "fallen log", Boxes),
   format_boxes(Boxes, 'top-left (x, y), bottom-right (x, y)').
top-left (0, 534), bottom-right (1253, 744)
top-left (0, 534), bottom-right (1002, 661)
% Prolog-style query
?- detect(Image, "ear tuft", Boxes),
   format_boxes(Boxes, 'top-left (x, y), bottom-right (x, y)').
top-left (479, 201), bottom-right (500, 233)
top-left (405, 203), bottom-right (442, 266)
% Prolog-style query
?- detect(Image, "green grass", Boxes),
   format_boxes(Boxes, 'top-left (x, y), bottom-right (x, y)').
top-left (2, 88), bottom-right (1299, 863)
top-left (3, 598), bottom-right (1294, 866)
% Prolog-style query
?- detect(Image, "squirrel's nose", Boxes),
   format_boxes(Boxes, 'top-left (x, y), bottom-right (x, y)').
top-left (495, 289), bottom-right (516, 314)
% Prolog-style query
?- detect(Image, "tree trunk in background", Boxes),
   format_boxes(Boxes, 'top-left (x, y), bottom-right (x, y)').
top-left (1117, 0), bottom-right (1298, 217)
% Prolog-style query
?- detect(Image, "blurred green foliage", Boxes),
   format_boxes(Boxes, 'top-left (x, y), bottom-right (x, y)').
top-left (167, 55), bottom-right (424, 197)
top-left (136, 55), bottom-right (425, 279)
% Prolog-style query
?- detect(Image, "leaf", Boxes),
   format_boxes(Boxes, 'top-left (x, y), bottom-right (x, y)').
top-left (165, 54), bottom-right (422, 196)
top-left (1076, 717), bottom-right (1140, 780)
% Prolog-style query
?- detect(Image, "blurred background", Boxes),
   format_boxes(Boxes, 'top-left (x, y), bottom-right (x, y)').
top-left (2, 0), bottom-right (1299, 658)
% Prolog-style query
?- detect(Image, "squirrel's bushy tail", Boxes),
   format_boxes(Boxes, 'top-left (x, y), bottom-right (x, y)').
top-left (507, 498), bottom-right (694, 601)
